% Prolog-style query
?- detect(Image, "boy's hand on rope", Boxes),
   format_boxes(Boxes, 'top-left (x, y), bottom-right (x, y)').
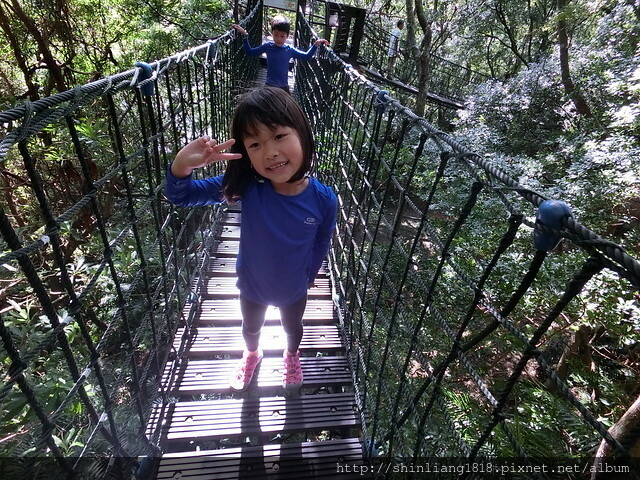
top-left (171, 136), bottom-right (241, 178)
top-left (232, 24), bottom-right (247, 36)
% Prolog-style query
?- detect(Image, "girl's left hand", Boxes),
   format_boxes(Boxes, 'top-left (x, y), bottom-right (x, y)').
top-left (314, 38), bottom-right (330, 47)
top-left (200, 137), bottom-right (242, 165)
top-left (172, 136), bottom-right (242, 178)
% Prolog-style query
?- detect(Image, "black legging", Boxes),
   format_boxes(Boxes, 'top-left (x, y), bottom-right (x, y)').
top-left (240, 293), bottom-right (307, 353)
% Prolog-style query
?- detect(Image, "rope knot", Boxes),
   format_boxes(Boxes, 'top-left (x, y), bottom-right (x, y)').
top-left (375, 90), bottom-right (388, 114)
top-left (534, 200), bottom-right (573, 251)
top-left (134, 62), bottom-right (156, 97)
top-left (14, 100), bottom-right (35, 145)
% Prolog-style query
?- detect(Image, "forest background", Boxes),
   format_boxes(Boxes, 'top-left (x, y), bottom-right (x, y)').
top-left (0, 0), bottom-right (638, 250)
top-left (0, 0), bottom-right (639, 462)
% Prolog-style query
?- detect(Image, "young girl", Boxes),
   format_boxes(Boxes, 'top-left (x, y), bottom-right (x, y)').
top-left (165, 87), bottom-right (338, 391)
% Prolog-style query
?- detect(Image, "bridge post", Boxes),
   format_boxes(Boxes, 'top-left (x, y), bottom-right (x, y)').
top-left (317, 2), bottom-right (366, 63)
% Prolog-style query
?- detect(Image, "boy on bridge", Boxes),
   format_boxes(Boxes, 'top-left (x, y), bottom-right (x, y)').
top-left (232, 15), bottom-right (329, 92)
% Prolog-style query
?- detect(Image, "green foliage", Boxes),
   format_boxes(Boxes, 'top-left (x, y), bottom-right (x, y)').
top-left (0, 300), bottom-right (91, 439)
top-left (456, 1), bottom-right (640, 251)
top-left (458, 62), bottom-right (567, 158)
top-left (0, 0), bottom-right (232, 107)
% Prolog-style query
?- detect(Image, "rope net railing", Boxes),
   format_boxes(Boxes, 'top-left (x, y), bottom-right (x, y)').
top-left (0, 1), bottom-right (637, 478)
top-left (295, 11), bottom-right (639, 478)
top-left (0, 4), bottom-right (260, 478)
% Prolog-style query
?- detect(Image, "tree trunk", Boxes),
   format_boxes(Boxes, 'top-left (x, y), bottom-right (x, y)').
top-left (592, 394), bottom-right (640, 479)
top-left (2, 0), bottom-right (69, 95)
top-left (494, 0), bottom-right (529, 71)
top-left (544, 324), bottom-right (593, 391)
top-left (0, 4), bottom-right (40, 100)
top-left (406, 0), bottom-right (432, 116)
top-left (557, 0), bottom-right (592, 116)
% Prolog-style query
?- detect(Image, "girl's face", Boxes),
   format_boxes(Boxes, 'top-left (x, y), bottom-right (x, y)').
top-left (243, 123), bottom-right (305, 194)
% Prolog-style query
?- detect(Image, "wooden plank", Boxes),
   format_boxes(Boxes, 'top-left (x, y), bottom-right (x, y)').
top-left (206, 259), bottom-right (330, 278)
top-left (221, 213), bottom-right (241, 226)
top-left (172, 325), bottom-right (343, 356)
top-left (219, 224), bottom-right (241, 240)
top-left (213, 240), bottom-right (239, 258)
top-left (207, 258), bottom-right (237, 277)
top-left (152, 393), bottom-right (360, 442)
top-left (203, 276), bottom-right (238, 297)
top-left (157, 438), bottom-right (368, 479)
top-left (318, 259), bottom-right (331, 277)
top-left (163, 356), bottom-right (351, 394)
top-left (195, 299), bottom-right (335, 324)
top-left (203, 277), bottom-right (331, 299)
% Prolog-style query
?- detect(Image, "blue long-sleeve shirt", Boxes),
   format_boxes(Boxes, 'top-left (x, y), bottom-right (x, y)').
top-left (243, 39), bottom-right (318, 88)
top-left (165, 167), bottom-right (337, 307)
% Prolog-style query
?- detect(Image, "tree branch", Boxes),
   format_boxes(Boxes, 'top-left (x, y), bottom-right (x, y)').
top-left (557, 0), bottom-right (592, 116)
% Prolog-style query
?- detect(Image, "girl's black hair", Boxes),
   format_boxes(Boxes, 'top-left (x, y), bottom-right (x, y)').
top-left (222, 87), bottom-right (315, 200)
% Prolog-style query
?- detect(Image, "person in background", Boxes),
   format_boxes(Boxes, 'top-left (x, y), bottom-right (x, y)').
top-left (232, 16), bottom-right (330, 92)
top-left (386, 19), bottom-right (405, 76)
top-left (165, 87), bottom-right (338, 392)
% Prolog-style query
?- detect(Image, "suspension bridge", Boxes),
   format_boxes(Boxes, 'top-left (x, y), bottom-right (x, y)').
top-left (0, 1), bottom-right (639, 479)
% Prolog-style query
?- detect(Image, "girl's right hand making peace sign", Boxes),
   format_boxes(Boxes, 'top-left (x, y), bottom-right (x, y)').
top-left (171, 136), bottom-right (242, 178)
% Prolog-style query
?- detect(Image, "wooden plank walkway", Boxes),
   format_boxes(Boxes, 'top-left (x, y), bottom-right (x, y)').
top-left (157, 438), bottom-right (365, 479)
top-left (147, 206), bottom-right (369, 478)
